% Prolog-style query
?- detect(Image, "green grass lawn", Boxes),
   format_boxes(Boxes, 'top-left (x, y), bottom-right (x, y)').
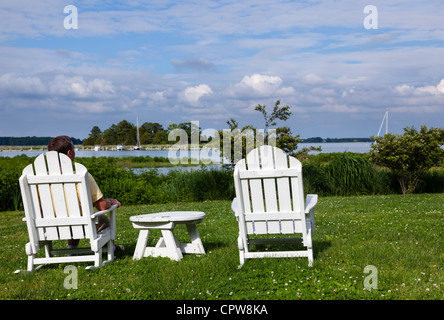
top-left (0, 193), bottom-right (443, 300)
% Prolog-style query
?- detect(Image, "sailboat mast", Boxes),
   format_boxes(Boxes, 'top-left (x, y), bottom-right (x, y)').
top-left (135, 116), bottom-right (141, 149)
top-left (377, 109), bottom-right (389, 137)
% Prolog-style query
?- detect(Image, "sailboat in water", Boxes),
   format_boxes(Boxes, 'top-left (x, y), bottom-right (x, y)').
top-left (134, 116), bottom-right (141, 150)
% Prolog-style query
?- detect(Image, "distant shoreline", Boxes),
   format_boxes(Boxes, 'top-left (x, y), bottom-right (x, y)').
top-left (0, 142), bottom-right (373, 157)
top-left (302, 137), bottom-right (374, 143)
top-left (0, 135), bottom-right (374, 149)
top-left (0, 139), bottom-right (374, 150)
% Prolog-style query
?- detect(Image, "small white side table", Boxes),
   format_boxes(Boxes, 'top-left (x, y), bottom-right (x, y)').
top-left (130, 211), bottom-right (206, 261)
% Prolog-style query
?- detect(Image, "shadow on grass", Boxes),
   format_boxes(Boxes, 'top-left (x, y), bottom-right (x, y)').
top-left (246, 239), bottom-right (332, 260)
top-left (117, 239), bottom-right (232, 261)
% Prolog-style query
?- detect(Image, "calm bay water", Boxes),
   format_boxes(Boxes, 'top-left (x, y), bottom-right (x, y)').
top-left (300, 142), bottom-right (372, 154)
top-left (0, 142), bottom-right (372, 174)
top-left (0, 142), bottom-right (372, 159)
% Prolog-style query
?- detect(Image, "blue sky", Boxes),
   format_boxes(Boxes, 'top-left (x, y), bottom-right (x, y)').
top-left (1, 0), bottom-right (444, 140)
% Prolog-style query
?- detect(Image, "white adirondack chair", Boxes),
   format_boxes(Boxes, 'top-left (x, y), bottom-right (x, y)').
top-left (17, 151), bottom-right (117, 272)
top-left (232, 145), bottom-right (318, 267)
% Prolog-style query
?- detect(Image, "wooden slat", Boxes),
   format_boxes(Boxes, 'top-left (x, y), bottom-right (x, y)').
top-left (238, 169), bottom-right (299, 179)
top-left (246, 147), bottom-right (264, 213)
top-left (290, 157), bottom-right (305, 218)
top-left (59, 153), bottom-right (85, 239)
top-left (75, 163), bottom-right (96, 239)
top-left (35, 217), bottom-right (88, 227)
top-left (244, 212), bottom-right (302, 221)
top-left (274, 147), bottom-right (292, 213)
top-left (27, 175), bottom-right (83, 184)
top-left (33, 154), bottom-right (59, 240)
top-left (260, 146), bottom-right (279, 232)
top-left (46, 152), bottom-right (71, 239)
top-left (23, 164), bottom-right (46, 240)
top-left (19, 165), bottom-right (41, 251)
top-left (235, 159), bottom-right (251, 214)
top-left (260, 147), bottom-right (278, 215)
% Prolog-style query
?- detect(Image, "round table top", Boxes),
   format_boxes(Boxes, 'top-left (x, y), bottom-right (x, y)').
top-left (130, 211), bottom-right (206, 223)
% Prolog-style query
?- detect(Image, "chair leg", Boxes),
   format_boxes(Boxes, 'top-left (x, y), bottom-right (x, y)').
top-left (44, 242), bottom-right (53, 258)
top-left (107, 240), bottom-right (115, 262)
top-left (308, 251), bottom-right (313, 267)
top-left (27, 254), bottom-right (35, 272)
top-left (237, 235), bottom-right (245, 268)
top-left (306, 229), bottom-right (313, 267)
top-left (94, 248), bottom-right (102, 268)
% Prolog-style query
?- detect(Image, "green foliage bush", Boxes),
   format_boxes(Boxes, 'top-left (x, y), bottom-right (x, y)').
top-left (0, 155), bottom-right (34, 211)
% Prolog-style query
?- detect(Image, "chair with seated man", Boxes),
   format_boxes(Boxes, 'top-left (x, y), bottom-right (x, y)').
top-left (17, 151), bottom-right (118, 272)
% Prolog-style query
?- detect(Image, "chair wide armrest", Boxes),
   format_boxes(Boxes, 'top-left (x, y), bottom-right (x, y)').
top-left (91, 204), bottom-right (118, 240)
top-left (305, 194), bottom-right (318, 214)
top-left (91, 204), bottom-right (118, 219)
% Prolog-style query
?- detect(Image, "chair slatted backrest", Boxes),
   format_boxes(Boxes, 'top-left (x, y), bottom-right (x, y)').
top-left (19, 152), bottom-right (94, 243)
top-left (234, 145), bottom-right (306, 235)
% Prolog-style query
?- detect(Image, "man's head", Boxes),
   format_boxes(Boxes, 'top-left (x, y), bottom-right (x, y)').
top-left (48, 135), bottom-right (75, 161)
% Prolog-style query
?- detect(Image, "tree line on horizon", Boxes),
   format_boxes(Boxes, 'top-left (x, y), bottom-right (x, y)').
top-left (81, 119), bottom-right (373, 147)
top-left (0, 127), bottom-right (373, 148)
top-left (81, 120), bottom-right (200, 146)
top-left (0, 136), bottom-right (82, 146)
top-left (303, 137), bottom-right (374, 143)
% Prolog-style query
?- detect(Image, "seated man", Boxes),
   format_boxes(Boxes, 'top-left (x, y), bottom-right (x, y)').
top-left (48, 135), bottom-right (123, 252)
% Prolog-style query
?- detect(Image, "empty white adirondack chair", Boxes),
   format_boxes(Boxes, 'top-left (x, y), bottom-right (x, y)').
top-left (232, 145), bottom-right (318, 267)
top-left (17, 151), bottom-right (117, 272)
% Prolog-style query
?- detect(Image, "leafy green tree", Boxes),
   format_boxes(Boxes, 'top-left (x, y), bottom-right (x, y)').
top-left (255, 100), bottom-right (321, 157)
top-left (139, 122), bottom-right (166, 144)
top-left (82, 126), bottom-right (102, 145)
top-left (255, 99), bottom-right (302, 154)
top-left (215, 118), bottom-right (254, 166)
top-left (102, 124), bottom-right (117, 145)
top-left (115, 120), bottom-right (136, 145)
top-left (370, 125), bottom-right (444, 194)
top-left (168, 122), bottom-right (201, 144)
top-left (153, 130), bottom-right (168, 144)
top-left (255, 99), bottom-right (291, 130)
top-left (218, 99), bottom-right (309, 166)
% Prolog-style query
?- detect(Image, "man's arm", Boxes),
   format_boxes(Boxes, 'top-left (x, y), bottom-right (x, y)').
top-left (93, 197), bottom-right (121, 211)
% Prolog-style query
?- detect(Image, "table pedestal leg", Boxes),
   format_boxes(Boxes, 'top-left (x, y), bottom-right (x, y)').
top-left (133, 229), bottom-right (150, 260)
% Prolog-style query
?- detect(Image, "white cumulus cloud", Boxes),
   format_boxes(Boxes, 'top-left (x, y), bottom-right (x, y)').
top-left (228, 74), bottom-right (294, 99)
top-left (240, 74), bottom-right (282, 94)
top-left (0, 73), bottom-right (46, 96)
top-left (395, 78), bottom-right (444, 96)
top-left (49, 75), bottom-right (115, 98)
top-left (181, 84), bottom-right (213, 107)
